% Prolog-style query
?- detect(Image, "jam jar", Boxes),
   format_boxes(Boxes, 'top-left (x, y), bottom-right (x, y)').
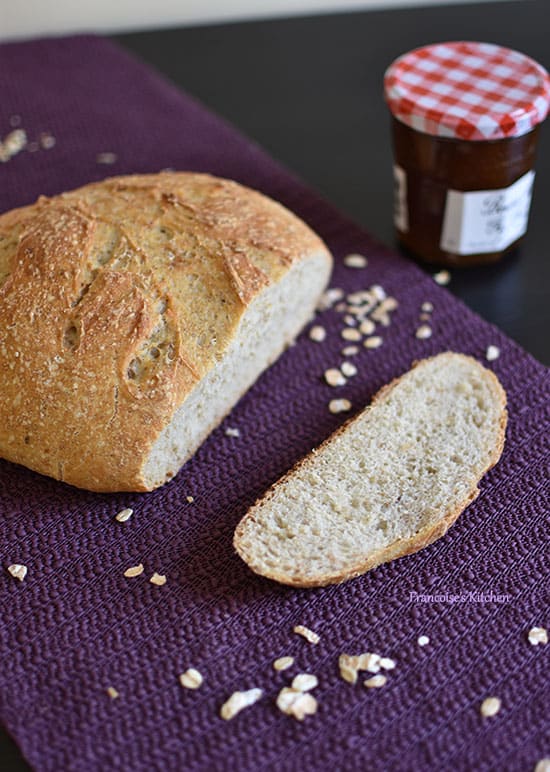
top-left (384, 41), bottom-right (550, 266)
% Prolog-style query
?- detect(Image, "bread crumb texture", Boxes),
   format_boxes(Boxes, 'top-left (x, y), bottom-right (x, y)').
top-left (0, 172), bottom-right (331, 492)
top-left (234, 353), bottom-right (507, 587)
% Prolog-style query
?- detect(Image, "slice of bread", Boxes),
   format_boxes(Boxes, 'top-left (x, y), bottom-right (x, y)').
top-left (234, 352), bottom-right (507, 587)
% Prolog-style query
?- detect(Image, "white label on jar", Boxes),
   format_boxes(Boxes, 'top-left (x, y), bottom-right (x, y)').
top-left (440, 170), bottom-right (535, 255)
top-left (393, 164), bottom-right (408, 233)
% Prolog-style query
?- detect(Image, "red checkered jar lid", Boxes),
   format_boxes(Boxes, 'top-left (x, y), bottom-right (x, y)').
top-left (384, 41), bottom-right (550, 141)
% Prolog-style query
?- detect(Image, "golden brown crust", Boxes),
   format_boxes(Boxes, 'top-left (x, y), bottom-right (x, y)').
top-left (234, 352), bottom-right (508, 587)
top-left (0, 172), bottom-right (330, 491)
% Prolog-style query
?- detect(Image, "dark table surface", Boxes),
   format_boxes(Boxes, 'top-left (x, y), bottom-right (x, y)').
top-left (1, 0), bottom-right (548, 768)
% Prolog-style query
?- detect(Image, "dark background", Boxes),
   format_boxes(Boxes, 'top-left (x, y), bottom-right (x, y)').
top-left (1, 0), bottom-right (549, 768)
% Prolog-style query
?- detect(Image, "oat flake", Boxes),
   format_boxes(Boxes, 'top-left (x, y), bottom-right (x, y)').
top-left (309, 325), bottom-right (326, 342)
top-left (220, 688), bottom-right (262, 720)
top-left (291, 673), bottom-right (318, 692)
top-left (343, 253), bottom-right (368, 268)
top-left (179, 668), bottom-right (203, 689)
top-left (7, 564), bottom-right (27, 581)
top-left (528, 626), bottom-right (548, 646)
top-left (273, 656), bottom-right (294, 671)
top-left (329, 399), bottom-right (352, 415)
top-left (123, 564), bottom-right (144, 578)
top-left (293, 625), bottom-right (320, 644)
top-left (480, 696), bottom-right (501, 717)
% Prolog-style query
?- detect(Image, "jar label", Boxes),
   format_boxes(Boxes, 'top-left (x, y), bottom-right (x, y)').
top-left (440, 170), bottom-right (535, 255)
top-left (393, 165), bottom-right (409, 232)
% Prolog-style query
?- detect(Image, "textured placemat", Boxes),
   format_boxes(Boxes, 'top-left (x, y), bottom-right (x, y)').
top-left (0, 35), bottom-right (548, 772)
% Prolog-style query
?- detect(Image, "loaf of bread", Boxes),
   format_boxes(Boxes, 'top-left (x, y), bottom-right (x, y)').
top-left (234, 353), bottom-right (507, 587)
top-left (0, 173), bottom-right (332, 492)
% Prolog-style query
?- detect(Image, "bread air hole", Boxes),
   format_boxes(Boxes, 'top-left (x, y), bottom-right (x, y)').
top-left (127, 358), bottom-right (143, 380)
top-left (63, 324), bottom-right (79, 349)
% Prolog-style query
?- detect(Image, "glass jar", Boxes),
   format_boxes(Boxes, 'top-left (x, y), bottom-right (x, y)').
top-left (384, 42), bottom-right (550, 267)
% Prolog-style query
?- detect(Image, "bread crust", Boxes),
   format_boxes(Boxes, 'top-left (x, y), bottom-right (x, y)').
top-left (234, 353), bottom-right (508, 587)
top-left (0, 173), bottom-right (331, 491)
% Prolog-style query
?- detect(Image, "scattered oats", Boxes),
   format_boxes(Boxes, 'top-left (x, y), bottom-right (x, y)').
top-left (276, 687), bottom-right (300, 712)
top-left (433, 269), bottom-right (451, 286)
top-left (341, 362), bottom-right (357, 378)
top-left (273, 656), bottom-right (294, 671)
top-left (276, 687), bottom-right (318, 720)
top-left (339, 655), bottom-right (359, 684)
top-left (225, 427), bottom-right (240, 437)
top-left (342, 345), bottom-right (359, 356)
top-left (293, 625), bottom-right (320, 644)
top-left (347, 291), bottom-right (367, 305)
top-left (7, 564), bottom-right (27, 581)
top-left (149, 572), bottom-right (167, 586)
top-left (27, 141), bottom-right (39, 153)
top-left (0, 129), bottom-right (27, 162)
top-left (364, 674), bottom-right (387, 688)
top-left (309, 325), bottom-right (326, 342)
top-left (186, 496), bottom-right (194, 503)
top-left (420, 313), bottom-right (431, 321)
top-left (371, 299), bottom-right (398, 326)
top-left (115, 507), bottom-right (133, 522)
top-left (220, 688), bottom-right (262, 720)
top-left (40, 133), bottom-right (56, 150)
top-left (329, 398), bottom-right (352, 415)
top-left (123, 564), bottom-right (144, 578)
top-left (364, 336), bottom-right (383, 349)
top-left (371, 285), bottom-right (386, 301)
top-left (317, 288), bottom-right (344, 310)
top-left (341, 327), bottom-right (362, 342)
top-left (96, 151), bottom-right (117, 164)
top-left (359, 318), bottom-right (376, 335)
top-left (421, 301), bottom-right (434, 313)
top-left (9, 114), bottom-right (21, 127)
top-left (528, 626), bottom-right (548, 646)
top-left (535, 759), bottom-right (550, 772)
top-left (480, 696), bottom-right (501, 717)
top-left (417, 635), bottom-right (430, 647)
top-left (179, 668), bottom-right (203, 689)
top-left (358, 652), bottom-right (381, 673)
top-left (379, 657), bottom-right (396, 670)
top-left (291, 673), bottom-right (318, 692)
top-left (486, 345), bottom-right (500, 362)
top-left (324, 368), bottom-right (347, 387)
top-left (339, 652), bottom-right (382, 683)
top-left (335, 302), bottom-right (347, 312)
top-left (416, 324), bottom-right (432, 340)
top-left (344, 315), bottom-right (356, 326)
top-left (344, 253), bottom-right (368, 268)
top-left (106, 686), bottom-right (119, 699)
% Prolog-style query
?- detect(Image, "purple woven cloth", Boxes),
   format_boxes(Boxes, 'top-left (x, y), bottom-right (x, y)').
top-left (0, 35), bottom-right (548, 772)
